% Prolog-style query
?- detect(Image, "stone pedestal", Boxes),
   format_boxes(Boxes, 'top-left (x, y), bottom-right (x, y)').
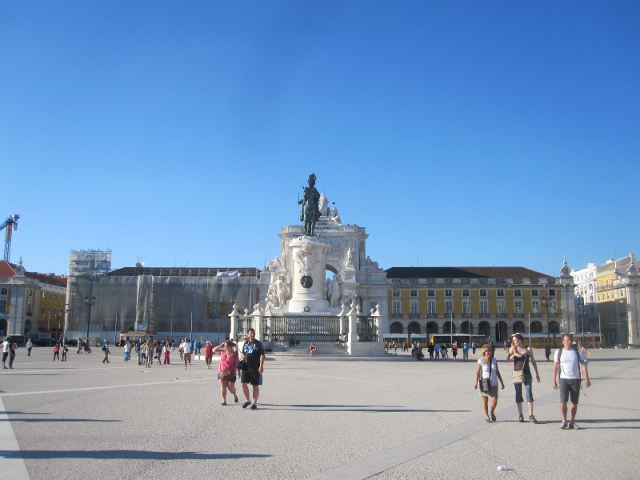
top-left (287, 236), bottom-right (330, 313)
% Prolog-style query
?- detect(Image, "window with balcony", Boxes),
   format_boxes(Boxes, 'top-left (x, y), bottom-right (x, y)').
top-left (392, 289), bottom-right (400, 298)
top-left (497, 289), bottom-right (504, 297)
top-left (532, 299), bottom-right (540, 313)
top-left (392, 300), bottom-right (401, 315)
top-left (462, 300), bottom-right (470, 315)
top-left (515, 300), bottom-right (523, 313)
top-left (410, 300), bottom-right (418, 315)
top-left (497, 300), bottom-right (506, 315)
top-left (480, 300), bottom-right (488, 314)
top-left (428, 300), bottom-right (436, 315)
top-left (445, 300), bottom-right (453, 315)
top-left (532, 289), bottom-right (539, 297)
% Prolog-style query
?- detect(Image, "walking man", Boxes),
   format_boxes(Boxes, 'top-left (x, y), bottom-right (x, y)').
top-left (552, 333), bottom-right (591, 429)
top-left (102, 342), bottom-right (110, 364)
top-left (240, 328), bottom-right (265, 410)
top-left (2, 337), bottom-right (10, 369)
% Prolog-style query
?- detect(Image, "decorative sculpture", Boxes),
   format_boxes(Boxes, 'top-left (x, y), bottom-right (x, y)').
top-left (298, 173), bottom-right (321, 236)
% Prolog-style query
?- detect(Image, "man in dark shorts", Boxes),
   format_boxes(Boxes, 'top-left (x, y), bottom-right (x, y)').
top-left (240, 328), bottom-right (265, 410)
top-left (552, 333), bottom-right (591, 429)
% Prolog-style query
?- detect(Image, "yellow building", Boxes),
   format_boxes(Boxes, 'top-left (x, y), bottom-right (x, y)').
top-left (386, 266), bottom-right (565, 344)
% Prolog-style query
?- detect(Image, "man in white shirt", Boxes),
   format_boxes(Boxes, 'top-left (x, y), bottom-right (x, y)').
top-left (552, 333), bottom-right (591, 429)
top-left (182, 339), bottom-right (192, 369)
top-left (2, 338), bottom-right (10, 369)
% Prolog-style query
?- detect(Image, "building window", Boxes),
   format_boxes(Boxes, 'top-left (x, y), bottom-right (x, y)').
top-left (427, 289), bottom-right (435, 297)
top-left (531, 289), bottom-right (539, 297)
top-left (480, 300), bottom-right (488, 314)
top-left (410, 289), bottom-right (418, 297)
top-left (410, 300), bottom-right (418, 315)
top-left (445, 289), bottom-right (453, 297)
top-left (392, 289), bottom-right (400, 298)
top-left (0, 288), bottom-right (7, 296)
top-left (497, 289), bottom-right (504, 297)
top-left (445, 300), bottom-right (453, 315)
top-left (549, 289), bottom-right (556, 297)
top-left (462, 289), bottom-right (470, 297)
top-left (497, 300), bottom-right (506, 315)
top-left (532, 300), bottom-right (540, 313)
top-left (462, 300), bottom-right (470, 315)
top-left (392, 300), bottom-right (401, 315)
top-left (0, 299), bottom-right (6, 313)
top-left (515, 300), bottom-right (523, 313)
top-left (514, 289), bottom-right (522, 297)
top-left (428, 301), bottom-right (436, 315)
top-left (480, 289), bottom-right (487, 297)
top-left (549, 299), bottom-right (557, 313)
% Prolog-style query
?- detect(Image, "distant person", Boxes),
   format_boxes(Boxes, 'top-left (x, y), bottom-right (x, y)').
top-left (309, 343), bottom-right (317, 357)
top-left (507, 333), bottom-right (541, 423)
top-left (2, 338), bottom-right (10, 369)
top-left (102, 342), bottom-right (110, 364)
top-left (428, 343), bottom-right (434, 360)
top-left (452, 343), bottom-right (458, 360)
top-left (205, 341), bottom-right (214, 369)
top-left (8, 343), bottom-right (17, 369)
top-left (471, 341), bottom-right (477, 354)
top-left (545, 344), bottom-right (551, 361)
top-left (61, 343), bottom-right (68, 362)
top-left (26, 338), bottom-right (33, 356)
top-left (552, 334), bottom-right (591, 429)
top-left (77, 337), bottom-right (83, 354)
top-left (163, 342), bottom-right (171, 365)
top-left (462, 343), bottom-right (469, 361)
top-left (240, 328), bottom-right (265, 410)
top-left (183, 339), bottom-right (192, 369)
top-left (53, 343), bottom-right (61, 361)
top-left (474, 344), bottom-right (505, 422)
top-left (434, 343), bottom-right (440, 360)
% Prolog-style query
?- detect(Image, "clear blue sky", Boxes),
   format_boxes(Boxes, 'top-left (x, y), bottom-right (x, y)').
top-left (1, 1), bottom-right (639, 276)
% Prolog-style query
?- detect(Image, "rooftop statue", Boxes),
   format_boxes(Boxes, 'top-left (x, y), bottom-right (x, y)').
top-left (298, 173), bottom-right (321, 236)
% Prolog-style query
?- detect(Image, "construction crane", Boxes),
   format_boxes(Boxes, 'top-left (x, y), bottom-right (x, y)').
top-left (1, 214), bottom-right (20, 263)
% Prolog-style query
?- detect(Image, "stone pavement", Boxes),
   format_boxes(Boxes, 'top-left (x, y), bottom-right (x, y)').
top-left (1, 347), bottom-right (639, 479)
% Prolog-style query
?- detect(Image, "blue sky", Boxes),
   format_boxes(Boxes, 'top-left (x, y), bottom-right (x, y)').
top-left (1, 1), bottom-right (639, 276)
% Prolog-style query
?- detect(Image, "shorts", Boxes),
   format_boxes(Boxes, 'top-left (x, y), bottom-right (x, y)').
top-left (241, 368), bottom-right (261, 386)
top-left (218, 373), bottom-right (237, 383)
top-left (183, 353), bottom-right (191, 362)
top-left (514, 375), bottom-right (534, 403)
top-left (480, 385), bottom-right (499, 398)
top-left (2, 352), bottom-right (8, 362)
top-left (559, 379), bottom-right (581, 404)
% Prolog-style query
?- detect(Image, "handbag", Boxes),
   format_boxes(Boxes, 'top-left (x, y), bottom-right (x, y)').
top-left (479, 358), bottom-right (493, 392)
top-left (512, 351), bottom-right (527, 384)
top-left (512, 370), bottom-right (524, 384)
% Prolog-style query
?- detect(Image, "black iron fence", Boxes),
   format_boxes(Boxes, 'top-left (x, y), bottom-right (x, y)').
top-left (265, 315), bottom-right (341, 343)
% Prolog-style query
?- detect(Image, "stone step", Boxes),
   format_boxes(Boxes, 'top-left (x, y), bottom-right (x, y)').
top-left (268, 342), bottom-right (349, 357)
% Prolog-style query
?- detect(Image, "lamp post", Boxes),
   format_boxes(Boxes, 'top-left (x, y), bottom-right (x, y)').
top-left (542, 293), bottom-right (549, 348)
top-left (85, 295), bottom-right (96, 342)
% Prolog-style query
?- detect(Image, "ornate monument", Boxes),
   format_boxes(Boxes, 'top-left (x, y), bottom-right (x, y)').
top-left (243, 173), bottom-right (388, 356)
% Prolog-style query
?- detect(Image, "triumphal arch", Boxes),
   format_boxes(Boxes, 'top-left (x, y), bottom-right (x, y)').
top-left (229, 174), bottom-right (388, 355)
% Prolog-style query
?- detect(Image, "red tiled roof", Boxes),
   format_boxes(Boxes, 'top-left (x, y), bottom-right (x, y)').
top-left (386, 266), bottom-right (553, 280)
top-left (0, 261), bottom-right (16, 277)
top-left (25, 271), bottom-right (67, 288)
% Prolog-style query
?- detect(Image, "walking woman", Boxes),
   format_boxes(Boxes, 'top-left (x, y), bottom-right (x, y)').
top-left (213, 340), bottom-right (239, 405)
top-left (162, 342), bottom-right (171, 365)
top-left (204, 341), bottom-right (214, 369)
top-left (473, 344), bottom-right (505, 422)
top-left (507, 333), bottom-right (541, 423)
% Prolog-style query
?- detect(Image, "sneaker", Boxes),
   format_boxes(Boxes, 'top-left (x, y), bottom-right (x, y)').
top-left (242, 401), bottom-right (251, 409)
top-left (518, 415), bottom-right (524, 423)
top-left (560, 420), bottom-right (568, 429)
top-left (250, 404), bottom-right (257, 410)
top-left (568, 421), bottom-right (575, 430)
top-left (529, 415), bottom-right (538, 424)
top-left (490, 411), bottom-right (496, 422)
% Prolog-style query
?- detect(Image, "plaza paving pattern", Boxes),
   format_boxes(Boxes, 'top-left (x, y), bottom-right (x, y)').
top-left (1, 347), bottom-right (639, 479)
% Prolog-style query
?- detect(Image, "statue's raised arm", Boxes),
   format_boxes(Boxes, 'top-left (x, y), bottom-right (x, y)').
top-left (299, 173), bottom-right (321, 236)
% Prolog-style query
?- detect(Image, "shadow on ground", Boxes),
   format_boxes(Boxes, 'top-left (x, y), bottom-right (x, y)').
top-left (0, 450), bottom-right (272, 460)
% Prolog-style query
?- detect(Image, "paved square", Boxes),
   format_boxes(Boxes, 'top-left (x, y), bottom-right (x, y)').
top-left (1, 347), bottom-right (639, 479)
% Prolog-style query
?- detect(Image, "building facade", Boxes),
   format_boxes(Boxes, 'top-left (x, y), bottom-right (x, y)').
top-left (571, 254), bottom-right (640, 346)
top-left (0, 260), bottom-right (67, 340)
top-left (386, 265), bottom-right (572, 343)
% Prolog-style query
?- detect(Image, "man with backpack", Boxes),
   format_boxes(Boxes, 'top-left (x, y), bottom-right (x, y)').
top-left (552, 333), bottom-right (591, 429)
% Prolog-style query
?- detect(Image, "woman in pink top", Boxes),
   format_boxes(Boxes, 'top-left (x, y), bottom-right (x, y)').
top-left (213, 340), bottom-right (239, 405)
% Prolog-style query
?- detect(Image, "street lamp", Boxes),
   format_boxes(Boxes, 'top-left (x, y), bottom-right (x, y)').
top-left (85, 295), bottom-right (96, 342)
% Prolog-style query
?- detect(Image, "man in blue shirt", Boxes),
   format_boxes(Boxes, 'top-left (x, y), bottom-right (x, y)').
top-left (241, 328), bottom-right (265, 410)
